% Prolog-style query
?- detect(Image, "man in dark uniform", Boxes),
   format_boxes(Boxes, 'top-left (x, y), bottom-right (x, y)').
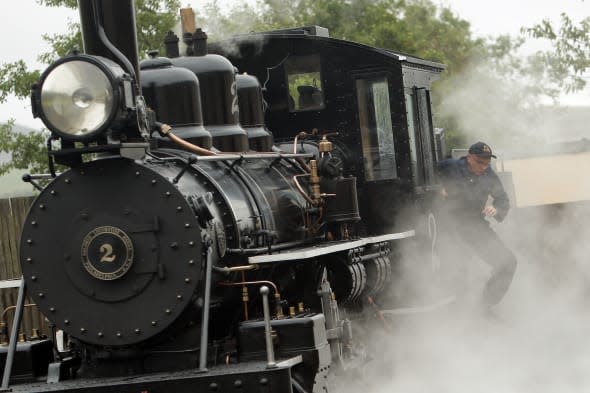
top-left (436, 142), bottom-right (517, 308)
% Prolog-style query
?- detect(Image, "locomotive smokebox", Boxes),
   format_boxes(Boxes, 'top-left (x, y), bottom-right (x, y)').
top-left (20, 158), bottom-right (203, 347)
top-left (78, 0), bottom-right (141, 86)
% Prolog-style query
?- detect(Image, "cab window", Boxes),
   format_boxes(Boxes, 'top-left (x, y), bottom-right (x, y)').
top-left (405, 87), bottom-right (435, 186)
top-left (285, 55), bottom-right (325, 112)
top-left (356, 77), bottom-right (397, 181)
top-left (405, 91), bottom-right (423, 185)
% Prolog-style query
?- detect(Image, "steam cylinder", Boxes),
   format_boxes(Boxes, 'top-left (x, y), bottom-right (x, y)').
top-left (140, 56), bottom-right (212, 148)
top-left (236, 74), bottom-right (273, 151)
top-left (171, 30), bottom-right (249, 152)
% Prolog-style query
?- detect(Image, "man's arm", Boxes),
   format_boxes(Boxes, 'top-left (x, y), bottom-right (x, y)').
top-left (436, 159), bottom-right (453, 179)
top-left (436, 159), bottom-right (454, 199)
top-left (489, 172), bottom-right (510, 222)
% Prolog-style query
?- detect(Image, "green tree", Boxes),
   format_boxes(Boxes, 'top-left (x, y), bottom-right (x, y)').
top-left (204, 0), bottom-right (487, 151)
top-left (0, 121), bottom-right (47, 176)
top-left (208, 0), bottom-right (588, 151)
top-left (3, 0), bottom-right (580, 166)
top-left (0, 0), bottom-right (180, 177)
top-left (204, 0), bottom-right (483, 76)
top-left (522, 13), bottom-right (590, 94)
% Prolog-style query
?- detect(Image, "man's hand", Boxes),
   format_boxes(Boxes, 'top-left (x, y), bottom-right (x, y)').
top-left (482, 205), bottom-right (497, 217)
top-left (441, 187), bottom-right (448, 199)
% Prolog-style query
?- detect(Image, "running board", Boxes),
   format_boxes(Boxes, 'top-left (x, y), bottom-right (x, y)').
top-left (248, 230), bottom-right (415, 264)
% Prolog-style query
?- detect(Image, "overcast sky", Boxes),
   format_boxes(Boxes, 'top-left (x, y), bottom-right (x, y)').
top-left (2, 0), bottom-right (590, 128)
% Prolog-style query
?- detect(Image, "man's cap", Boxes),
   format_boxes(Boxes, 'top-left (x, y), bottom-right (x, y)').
top-left (468, 142), bottom-right (496, 158)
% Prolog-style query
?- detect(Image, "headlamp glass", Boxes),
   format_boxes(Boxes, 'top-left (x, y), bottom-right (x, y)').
top-left (40, 59), bottom-right (116, 140)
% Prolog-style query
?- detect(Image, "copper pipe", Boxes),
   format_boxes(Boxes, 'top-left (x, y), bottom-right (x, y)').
top-left (218, 280), bottom-right (279, 295)
top-left (219, 280), bottom-right (284, 319)
top-left (286, 131), bottom-right (313, 172)
top-left (296, 157), bottom-right (311, 173)
top-left (1, 304), bottom-right (38, 342)
top-left (310, 206), bottom-right (324, 234)
top-left (160, 125), bottom-right (313, 173)
top-left (293, 174), bottom-right (316, 205)
top-left (159, 123), bottom-right (217, 156)
top-left (292, 132), bottom-right (308, 154)
top-left (213, 265), bottom-right (258, 274)
top-left (309, 160), bottom-right (321, 203)
top-left (241, 271), bottom-right (249, 321)
top-left (2, 304), bottom-right (36, 327)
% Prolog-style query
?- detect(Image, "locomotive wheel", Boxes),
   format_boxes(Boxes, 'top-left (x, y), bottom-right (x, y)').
top-left (20, 158), bottom-right (203, 346)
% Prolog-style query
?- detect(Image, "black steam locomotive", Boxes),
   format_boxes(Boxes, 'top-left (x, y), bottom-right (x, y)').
top-left (4, 0), bottom-right (444, 391)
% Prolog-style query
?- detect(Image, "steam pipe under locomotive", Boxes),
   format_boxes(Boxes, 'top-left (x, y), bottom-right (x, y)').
top-left (5, 0), bottom-right (445, 392)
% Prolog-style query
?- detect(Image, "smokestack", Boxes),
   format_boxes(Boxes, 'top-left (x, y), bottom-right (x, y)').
top-left (78, 0), bottom-right (141, 85)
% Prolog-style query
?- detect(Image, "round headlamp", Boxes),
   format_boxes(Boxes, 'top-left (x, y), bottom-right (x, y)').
top-left (34, 54), bottom-right (130, 141)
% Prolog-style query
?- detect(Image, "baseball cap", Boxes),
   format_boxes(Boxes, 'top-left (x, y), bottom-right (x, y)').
top-left (468, 142), bottom-right (496, 158)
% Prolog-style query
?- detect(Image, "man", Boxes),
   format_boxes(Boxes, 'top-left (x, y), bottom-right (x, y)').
top-left (436, 142), bottom-right (517, 308)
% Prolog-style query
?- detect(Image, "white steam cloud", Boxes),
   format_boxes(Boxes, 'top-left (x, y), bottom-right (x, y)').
top-left (330, 56), bottom-right (590, 392)
top-left (438, 60), bottom-right (589, 150)
top-left (169, 4), bottom-right (270, 61)
top-left (330, 202), bottom-right (590, 393)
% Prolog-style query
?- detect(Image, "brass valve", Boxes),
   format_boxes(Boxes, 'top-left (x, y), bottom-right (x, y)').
top-left (274, 293), bottom-right (284, 319)
top-left (318, 135), bottom-right (333, 153)
top-left (242, 286), bottom-right (249, 303)
top-left (309, 160), bottom-right (321, 203)
top-left (298, 302), bottom-right (305, 313)
top-left (0, 322), bottom-right (7, 345)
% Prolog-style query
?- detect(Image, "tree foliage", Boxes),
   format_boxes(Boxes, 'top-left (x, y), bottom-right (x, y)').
top-left (0, 121), bottom-right (48, 176)
top-left (0, 61), bottom-right (40, 104)
top-left (201, 0), bottom-right (492, 150)
top-left (203, 0), bottom-right (483, 76)
top-left (0, 0), bottom-right (180, 177)
top-left (522, 13), bottom-right (590, 94)
top-left (1, 0), bottom-right (587, 174)
top-left (204, 0), bottom-right (590, 150)
top-left (37, 0), bottom-right (181, 60)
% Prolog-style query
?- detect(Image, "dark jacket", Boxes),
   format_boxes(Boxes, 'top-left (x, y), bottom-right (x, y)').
top-left (437, 157), bottom-right (510, 222)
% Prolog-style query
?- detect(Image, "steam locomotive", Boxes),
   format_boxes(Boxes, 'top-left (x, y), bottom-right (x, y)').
top-left (4, 0), bottom-right (444, 391)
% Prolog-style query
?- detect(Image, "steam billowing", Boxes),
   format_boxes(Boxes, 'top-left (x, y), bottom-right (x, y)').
top-left (438, 56), bottom-right (589, 150)
top-left (328, 200), bottom-right (590, 393)
top-left (332, 49), bottom-right (590, 391)
top-left (170, 5), bottom-right (269, 60)
top-left (168, 6), bottom-right (590, 391)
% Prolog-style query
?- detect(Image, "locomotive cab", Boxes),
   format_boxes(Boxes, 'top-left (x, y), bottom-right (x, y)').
top-left (213, 27), bottom-right (444, 233)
